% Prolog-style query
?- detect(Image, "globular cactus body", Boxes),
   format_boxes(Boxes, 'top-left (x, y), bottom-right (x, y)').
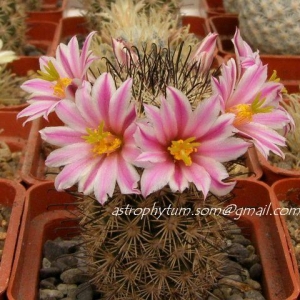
top-left (238, 0), bottom-right (300, 55)
top-left (80, 189), bottom-right (231, 299)
top-left (0, 0), bottom-right (27, 54)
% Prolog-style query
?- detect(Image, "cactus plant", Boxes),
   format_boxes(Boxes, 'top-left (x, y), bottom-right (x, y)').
top-left (26, 0), bottom-right (43, 11)
top-left (237, 0), bottom-right (300, 55)
top-left (0, 0), bottom-right (27, 55)
top-left (79, 189), bottom-right (235, 299)
top-left (223, 0), bottom-right (238, 13)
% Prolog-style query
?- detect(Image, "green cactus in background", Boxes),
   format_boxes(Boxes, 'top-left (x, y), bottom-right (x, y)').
top-left (237, 0), bottom-right (300, 55)
top-left (0, 0), bottom-right (27, 55)
top-left (26, 0), bottom-right (43, 11)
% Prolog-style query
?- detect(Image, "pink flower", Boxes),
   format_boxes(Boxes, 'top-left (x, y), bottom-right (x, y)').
top-left (17, 32), bottom-right (97, 123)
top-left (232, 28), bottom-right (262, 72)
top-left (112, 38), bottom-right (138, 67)
top-left (134, 87), bottom-right (249, 198)
top-left (189, 32), bottom-right (218, 74)
top-left (40, 73), bottom-right (140, 204)
top-left (212, 58), bottom-right (292, 158)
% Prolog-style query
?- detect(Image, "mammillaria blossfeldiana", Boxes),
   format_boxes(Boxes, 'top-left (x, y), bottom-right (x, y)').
top-left (134, 87), bottom-right (250, 198)
top-left (17, 32), bottom-right (97, 123)
top-left (212, 29), bottom-right (293, 159)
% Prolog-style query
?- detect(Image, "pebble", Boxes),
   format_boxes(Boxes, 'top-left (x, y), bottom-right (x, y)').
top-left (249, 263), bottom-right (262, 279)
top-left (39, 289), bottom-right (64, 299)
top-left (60, 268), bottom-right (90, 284)
top-left (39, 229), bottom-right (266, 300)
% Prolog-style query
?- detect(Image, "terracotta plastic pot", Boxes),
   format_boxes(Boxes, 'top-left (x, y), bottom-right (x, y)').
top-left (0, 179), bottom-right (25, 300)
top-left (0, 111), bottom-right (33, 181)
top-left (7, 181), bottom-right (78, 300)
top-left (229, 179), bottom-right (299, 299)
top-left (271, 178), bottom-right (300, 289)
top-left (26, 20), bottom-right (61, 56)
top-left (181, 16), bottom-right (210, 39)
top-left (60, 16), bottom-right (89, 43)
top-left (202, 0), bottom-right (226, 17)
top-left (7, 179), bottom-right (300, 299)
top-left (208, 15), bottom-right (300, 93)
top-left (20, 113), bottom-right (63, 186)
top-left (27, 0), bottom-right (69, 23)
top-left (257, 151), bottom-right (300, 186)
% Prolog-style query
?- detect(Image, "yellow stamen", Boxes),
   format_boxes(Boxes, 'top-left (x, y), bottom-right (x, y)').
top-left (228, 94), bottom-right (273, 126)
top-left (83, 122), bottom-right (122, 156)
top-left (168, 137), bottom-right (200, 166)
top-left (269, 70), bottom-right (287, 93)
top-left (37, 60), bottom-right (60, 81)
top-left (53, 78), bottom-right (72, 98)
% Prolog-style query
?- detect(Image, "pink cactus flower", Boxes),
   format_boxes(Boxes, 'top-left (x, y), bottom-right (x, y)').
top-left (40, 73), bottom-right (140, 204)
top-left (212, 58), bottom-right (292, 159)
top-left (17, 32), bottom-right (97, 123)
top-left (189, 32), bottom-right (218, 74)
top-left (112, 38), bottom-right (138, 67)
top-left (134, 86), bottom-right (249, 198)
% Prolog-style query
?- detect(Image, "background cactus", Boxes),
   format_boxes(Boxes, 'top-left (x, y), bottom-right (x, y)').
top-left (26, 0), bottom-right (43, 11)
top-left (0, 0), bottom-right (27, 55)
top-left (223, 0), bottom-right (238, 13)
top-left (237, 0), bottom-right (300, 55)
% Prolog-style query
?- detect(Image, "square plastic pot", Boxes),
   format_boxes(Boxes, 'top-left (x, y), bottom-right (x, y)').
top-left (20, 114), bottom-right (63, 186)
top-left (6, 180), bottom-right (300, 300)
top-left (7, 181), bottom-right (78, 300)
top-left (228, 179), bottom-right (300, 299)
top-left (271, 178), bottom-right (300, 289)
top-left (0, 179), bottom-right (25, 300)
top-left (27, 0), bottom-right (69, 23)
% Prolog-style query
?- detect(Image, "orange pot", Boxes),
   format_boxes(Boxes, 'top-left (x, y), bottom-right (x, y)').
top-left (272, 178), bottom-right (300, 291)
top-left (257, 151), bottom-right (300, 186)
top-left (0, 179), bottom-right (25, 300)
top-left (7, 182), bottom-right (78, 300)
top-left (60, 16), bottom-right (89, 43)
top-left (26, 20), bottom-right (61, 56)
top-left (181, 16), bottom-right (210, 39)
top-left (202, 0), bottom-right (226, 17)
top-left (27, 0), bottom-right (69, 23)
top-left (20, 113), bottom-right (63, 186)
top-left (6, 180), bottom-right (300, 300)
top-left (229, 179), bottom-right (299, 299)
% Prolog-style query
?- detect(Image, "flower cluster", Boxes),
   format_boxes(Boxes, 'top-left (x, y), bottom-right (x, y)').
top-left (17, 29), bottom-right (293, 204)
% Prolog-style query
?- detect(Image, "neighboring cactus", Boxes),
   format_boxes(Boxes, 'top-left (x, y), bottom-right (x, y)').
top-left (0, 0), bottom-right (27, 55)
top-left (82, 0), bottom-right (184, 47)
top-left (272, 94), bottom-right (300, 170)
top-left (26, 0), bottom-right (43, 11)
top-left (0, 67), bottom-right (32, 107)
top-left (237, 0), bottom-right (300, 55)
top-left (223, 0), bottom-right (238, 13)
top-left (79, 188), bottom-right (233, 299)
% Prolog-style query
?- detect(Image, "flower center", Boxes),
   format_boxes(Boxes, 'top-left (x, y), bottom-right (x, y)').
top-left (168, 137), bottom-right (200, 166)
top-left (37, 61), bottom-right (72, 98)
top-left (228, 104), bottom-right (253, 126)
top-left (83, 122), bottom-right (122, 156)
top-left (53, 78), bottom-right (72, 98)
top-left (228, 94), bottom-right (273, 126)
